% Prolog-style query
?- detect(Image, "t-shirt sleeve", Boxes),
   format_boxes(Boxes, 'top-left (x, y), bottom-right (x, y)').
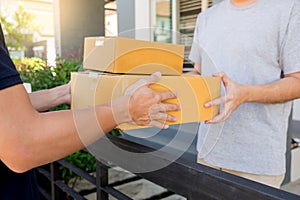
top-left (281, 0), bottom-right (300, 75)
top-left (0, 46), bottom-right (23, 90)
top-left (188, 14), bottom-right (203, 65)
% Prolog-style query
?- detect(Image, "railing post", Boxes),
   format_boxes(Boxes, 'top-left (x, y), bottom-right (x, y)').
top-left (50, 162), bottom-right (65, 200)
top-left (96, 160), bottom-right (109, 200)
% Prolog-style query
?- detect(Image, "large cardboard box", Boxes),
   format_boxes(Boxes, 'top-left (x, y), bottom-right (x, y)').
top-left (83, 37), bottom-right (184, 75)
top-left (71, 72), bottom-right (221, 130)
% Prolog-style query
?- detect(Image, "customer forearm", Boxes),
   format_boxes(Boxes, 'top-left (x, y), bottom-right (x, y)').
top-left (244, 76), bottom-right (300, 103)
top-left (29, 84), bottom-right (70, 112)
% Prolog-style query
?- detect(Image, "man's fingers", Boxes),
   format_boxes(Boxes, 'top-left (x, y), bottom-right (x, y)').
top-left (158, 91), bottom-right (178, 101)
top-left (206, 109), bottom-right (227, 124)
top-left (163, 103), bottom-right (181, 112)
top-left (212, 71), bottom-right (225, 77)
top-left (150, 120), bottom-right (169, 129)
top-left (205, 96), bottom-right (226, 107)
top-left (150, 112), bottom-right (177, 122)
top-left (146, 72), bottom-right (161, 84)
top-left (134, 72), bottom-right (162, 88)
top-left (151, 103), bottom-right (180, 113)
top-left (206, 104), bottom-right (233, 124)
top-left (125, 79), bottom-right (147, 95)
top-left (125, 72), bottom-right (161, 96)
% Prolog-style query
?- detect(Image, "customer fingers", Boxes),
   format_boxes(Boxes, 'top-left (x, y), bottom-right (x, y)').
top-left (205, 96), bottom-right (226, 107)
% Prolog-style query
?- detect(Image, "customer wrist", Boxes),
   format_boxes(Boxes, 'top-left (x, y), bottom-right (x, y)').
top-left (50, 84), bottom-right (70, 106)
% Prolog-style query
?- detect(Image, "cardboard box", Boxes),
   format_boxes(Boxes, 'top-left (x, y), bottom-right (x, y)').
top-left (83, 37), bottom-right (184, 75)
top-left (71, 72), bottom-right (221, 130)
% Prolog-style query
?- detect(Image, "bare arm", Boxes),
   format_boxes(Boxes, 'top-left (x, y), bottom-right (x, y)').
top-left (242, 72), bottom-right (300, 103)
top-left (205, 71), bottom-right (300, 123)
top-left (0, 73), bottom-right (180, 173)
top-left (29, 83), bottom-right (70, 112)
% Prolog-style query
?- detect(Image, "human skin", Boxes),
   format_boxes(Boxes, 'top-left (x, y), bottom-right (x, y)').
top-left (0, 72), bottom-right (180, 173)
top-left (28, 83), bottom-right (71, 112)
top-left (188, 0), bottom-right (300, 124)
top-left (231, 0), bottom-right (257, 7)
top-left (190, 65), bottom-right (300, 124)
top-left (205, 71), bottom-right (300, 124)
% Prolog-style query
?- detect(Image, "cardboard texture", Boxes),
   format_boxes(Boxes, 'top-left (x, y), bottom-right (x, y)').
top-left (83, 37), bottom-right (185, 75)
top-left (71, 72), bottom-right (221, 130)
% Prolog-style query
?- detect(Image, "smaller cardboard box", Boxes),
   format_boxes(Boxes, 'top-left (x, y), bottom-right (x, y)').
top-left (71, 72), bottom-right (220, 130)
top-left (83, 37), bottom-right (184, 75)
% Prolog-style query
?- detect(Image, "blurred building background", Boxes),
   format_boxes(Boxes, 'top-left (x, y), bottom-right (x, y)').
top-left (0, 0), bottom-right (300, 190)
top-left (0, 0), bottom-right (215, 64)
top-left (0, 0), bottom-right (55, 63)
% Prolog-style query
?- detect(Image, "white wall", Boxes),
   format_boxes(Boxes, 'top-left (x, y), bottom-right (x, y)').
top-left (134, 0), bottom-right (152, 41)
top-left (293, 100), bottom-right (300, 121)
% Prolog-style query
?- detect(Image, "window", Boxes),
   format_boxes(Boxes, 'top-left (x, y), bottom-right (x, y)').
top-left (179, 0), bottom-right (213, 66)
top-left (105, 0), bottom-right (118, 36)
top-left (151, 0), bottom-right (172, 43)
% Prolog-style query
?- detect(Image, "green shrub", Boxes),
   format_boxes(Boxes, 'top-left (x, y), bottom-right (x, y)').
top-left (15, 57), bottom-right (82, 111)
top-left (62, 150), bottom-right (96, 187)
top-left (15, 57), bottom-right (82, 91)
top-left (14, 57), bottom-right (53, 91)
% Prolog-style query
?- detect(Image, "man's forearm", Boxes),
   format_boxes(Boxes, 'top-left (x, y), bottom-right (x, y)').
top-left (205, 72), bottom-right (300, 124)
top-left (243, 75), bottom-right (300, 104)
top-left (0, 73), bottom-right (180, 172)
top-left (1, 86), bottom-right (127, 173)
top-left (29, 84), bottom-right (70, 112)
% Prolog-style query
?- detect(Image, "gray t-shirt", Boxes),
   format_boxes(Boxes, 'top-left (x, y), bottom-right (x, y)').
top-left (189, 0), bottom-right (300, 175)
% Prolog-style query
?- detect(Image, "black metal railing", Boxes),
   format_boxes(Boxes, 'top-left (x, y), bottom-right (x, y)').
top-left (36, 122), bottom-right (300, 200)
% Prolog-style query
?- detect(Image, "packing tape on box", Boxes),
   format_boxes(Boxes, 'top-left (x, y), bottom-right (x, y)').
top-left (88, 72), bottom-right (99, 91)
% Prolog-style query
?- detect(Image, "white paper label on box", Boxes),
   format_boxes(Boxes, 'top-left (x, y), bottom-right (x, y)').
top-left (88, 72), bottom-right (99, 91)
top-left (95, 39), bottom-right (104, 46)
top-left (88, 72), bottom-right (99, 79)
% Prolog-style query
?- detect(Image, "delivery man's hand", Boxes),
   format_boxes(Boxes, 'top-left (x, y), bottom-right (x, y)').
top-left (125, 72), bottom-right (180, 129)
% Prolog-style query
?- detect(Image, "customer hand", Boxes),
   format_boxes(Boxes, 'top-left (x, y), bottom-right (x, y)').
top-left (29, 82), bottom-right (71, 112)
top-left (204, 72), bottom-right (247, 124)
top-left (125, 72), bottom-right (180, 129)
top-left (60, 82), bottom-right (71, 105)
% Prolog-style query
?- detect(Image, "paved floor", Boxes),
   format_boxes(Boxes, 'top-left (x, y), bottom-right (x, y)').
top-left (73, 167), bottom-right (187, 200)
top-left (73, 167), bottom-right (300, 199)
top-left (281, 179), bottom-right (300, 196)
